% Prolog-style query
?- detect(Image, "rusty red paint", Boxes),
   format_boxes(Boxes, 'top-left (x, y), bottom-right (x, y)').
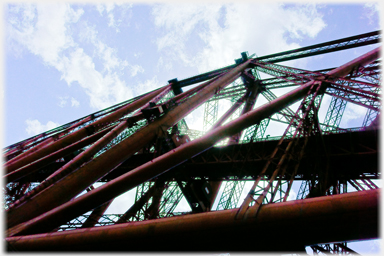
top-left (6, 189), bottom-right (379, 251)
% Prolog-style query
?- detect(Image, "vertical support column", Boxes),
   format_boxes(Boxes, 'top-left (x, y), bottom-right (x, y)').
top-left (236, 81), bottom-right (326, 219)
top-left (203, 100), bottom-right (219, 132)
top-left (158, 181), bottom-right (184, 217)
top-left (215, 67), bottom-right (262, 211)
top-left (362, 72), bottom-right (381, 126)
top-left (216, 180), bottom-right (246, 210)
top-left (228, 73), bottom-right (261, 144)
top-left (323, 95), bottom-right (347, 131)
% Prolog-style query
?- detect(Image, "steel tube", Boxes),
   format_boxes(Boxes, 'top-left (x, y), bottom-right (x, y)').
top-left (7, 47), bottom-right (379, 236)
top-left (326, 47), bottom-right (380, 78)
top-left (228, 82), bottom-right (260, 143)
top-left (7, 73), bottom-right (312, 236)
top-left (209, 85), bottom-right (259, 207)
top-left (7, 61), bottom-right (248, 231)
top-left (5, 115), bottom-right (95, 163)
top-left (5, 85), bottom-right (170, 173)
top-left (6, 121), bottom-right (131, 211)
top-left (116, 184), bottom-right (158, 223)
top-left (5, 126), bottom-right (114, 183)
top-left (4, 148), bottom-right (20, 160)
top-left (6, 189), bottom-right (379, 251)
top-left (6, 137), bottom-right (55, 166)
top-left (138, 86), bottom-right (171, 110)
top-left (171, 76), bottom-right (221, 103)
top-left (81, 199), bottom-right (113, 228)
top-left (45, 120), bottom-right (130, 181)
top-left (211, 93), bottom-right (247, 130)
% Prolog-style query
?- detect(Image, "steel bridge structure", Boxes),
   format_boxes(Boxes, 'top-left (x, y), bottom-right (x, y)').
top-left (3, 30), bottom-right (381, 253)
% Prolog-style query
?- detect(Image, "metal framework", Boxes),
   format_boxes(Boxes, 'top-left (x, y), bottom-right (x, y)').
top-left (4, 30), bottom-right (381, 253)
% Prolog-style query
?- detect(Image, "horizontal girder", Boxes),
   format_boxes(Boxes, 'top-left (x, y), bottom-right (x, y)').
top-left (19, 129), bottom-right (377, 183)
top-left (3, 31), bottom-right (381, 253)
top-left (5, 189), bottom-right (379, 251)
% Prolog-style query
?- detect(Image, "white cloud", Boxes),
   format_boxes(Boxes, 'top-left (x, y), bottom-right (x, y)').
top-left (364, 3), bottom-right (380, 25)
top-left (96, 4), bottom-right (105, 15)
top-left (130, 64), bottom-right (144, 77)
top-left (7, 4), bottom-right (135, 110)
top-left (58, 96), bottom-right (68, 108)
top-left (104, 189), bottom-right (136, 214)
top-left (58, 95), bottom-right (79, 108)
top-left (369, 239), bottom-right (381, 253)
top-left (78, 23), bottom-right (130, 73)
top-left (95, 3), bottom-right (133, 32)
top-left (280, 4), bottom-right (326, 39)
top-left (152, 3), bottom-right (326, 73)
top-left (96, 3), bottom-right (117, 28)
top-left (135, 76), bottom-right (163, 96)
top-left (60, 48), bottom-right (133, 109)
top-left (339, 103), bottom-right (367, 128)
top-left (71, 97), bottom-right (80, 107)
top-left (8, 4), bottom-right (83, 67)
top-left (152, 3), bottom-right (327, 139)
top-left (25, 119), bottom-right (60, 136)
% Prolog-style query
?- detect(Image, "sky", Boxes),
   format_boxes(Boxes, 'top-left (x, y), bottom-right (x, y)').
top-left (2, 1), bottom-right (382, 254)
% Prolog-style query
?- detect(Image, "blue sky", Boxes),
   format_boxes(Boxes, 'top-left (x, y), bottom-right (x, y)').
top-left (2, 1), bottom-right (381, 254)
top-left (3, 2), bottom-right (381, 146)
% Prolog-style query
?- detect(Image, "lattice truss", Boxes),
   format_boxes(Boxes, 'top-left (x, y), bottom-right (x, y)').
top-left (4, 31), bottom-right (381, 252)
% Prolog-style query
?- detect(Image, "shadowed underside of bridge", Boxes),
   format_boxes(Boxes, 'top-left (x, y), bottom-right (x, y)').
top-left (4, 30), bottom-right (381, 253)
top-left (18, 129), bottom-right (378, 183)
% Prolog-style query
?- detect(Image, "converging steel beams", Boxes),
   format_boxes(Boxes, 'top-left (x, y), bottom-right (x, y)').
top-left (5, 189), bottom-right (379, 251)
top-left (6, 61), bottom-right (250, 230)
top-left (171, 31), bottom-right (380, 88)
top-left (3, 96), bottom-right (141, 161)
top-left (211, 81), bottom-right (261, 209)
top-left (5, 86), bottom-right (170, 174)
top-left (7, 77), bottom-right (314, 236)
top-left (81, 200), bottom-right (113, 228)
top-left (6, 47), bottom-right (379, 237)
top-left (5, 126), bottom-right (114, 183)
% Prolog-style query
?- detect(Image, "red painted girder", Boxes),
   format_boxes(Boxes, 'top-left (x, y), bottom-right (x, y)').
top-left (5, 189), bottom-right (379, 251)
top-left (6, 61), bottom-right (248, 231)
top-left (4, 85), bottom-right (170, 174)
top-left (6, 137), bottom-right (55, 166)
top-left (5, 125), bottom-right (114, 183)
top-left (4, 115), bottom-right (96, 162)
top-left (6, 77), bottom-right (318, 236)
top-left (211, 83), bottom-right (260, 208)
top-left (81, 199), bottom-right (113, 228)
top-left (228, 79), bottom-right (260, 143)
top-left (6, 47), bottom-right (379, 236)
top-left (211, 92), bottom-right (248, 130)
